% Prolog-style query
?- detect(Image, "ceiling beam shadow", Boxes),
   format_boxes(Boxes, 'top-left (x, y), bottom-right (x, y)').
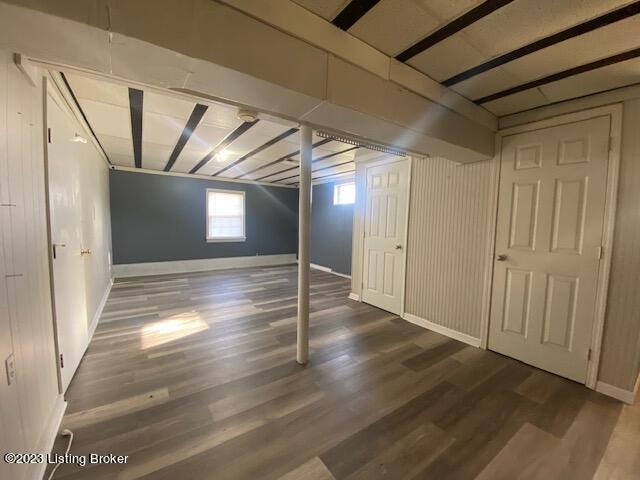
top-left (257, 146), bottom-right (358, 182)
top-left (475, 47), bottom-right (640, 104)
top-left (236, 138), bottom-right (333, 179)
top-left (128, 88), bottom-right (144, 168)
top-left (395, 0), bottom-right (514, 63)
top-left (212, 127), bottom-right (298, 176)
top-left (443, 1), bottom-right (640, 87)
top-left (332, 0), bottom-right (381, 30)
top-left (189, 120), bottom-right (258, 174)
top-left (164, 103), bottom-right (208, 171)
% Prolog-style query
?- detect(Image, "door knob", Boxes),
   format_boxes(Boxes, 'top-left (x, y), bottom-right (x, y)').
top-left (395, 244), bottom-right (402, 250)
top-left (496, 254), bottom-right (508, 261)
top-left (80, 248), bottom-right (92, 256)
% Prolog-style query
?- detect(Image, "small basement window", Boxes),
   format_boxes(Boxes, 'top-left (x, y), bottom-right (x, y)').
top-left (206, 189), bottom-right (246, 242)
top-left (333, 182), bottom-right (356, 205)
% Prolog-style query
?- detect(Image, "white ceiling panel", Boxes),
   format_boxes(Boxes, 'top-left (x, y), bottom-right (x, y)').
top-left (349, 0), bottom-right (482, 56)
top-left (481, 88), bottom-right (551, 116)
top-left (407, 34), bottom-right (487, 82)
top-left (540, 56), bottom-right (640, 103)
top-left (459, 0), bottom-right (629, 63)
top-left (98, 135), bottom-right (134, 167)
top-left (66, 74), bottom-right (129, 107)
top-left (143, 112), bottom-right (185, 148)
top-left (454, 16), bottom-right (640, 100)
top-left (79, 98), bottom-right (132, 139)
top-left (144, 91), bottom-right (195, 120)
top-left (201, 104), bottom-right (243, 130)
top-left (451, 66), bottom-right (522, 100)
top-left (140, 142), bottom-right (174, 171)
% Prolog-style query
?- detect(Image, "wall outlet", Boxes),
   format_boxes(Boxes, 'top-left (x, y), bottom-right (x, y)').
top-left (5, 353), bottom-right (16, 386)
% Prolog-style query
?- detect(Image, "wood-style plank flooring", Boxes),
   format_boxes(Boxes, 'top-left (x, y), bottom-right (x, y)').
top-left (48, 265), bottom-right (638, 479)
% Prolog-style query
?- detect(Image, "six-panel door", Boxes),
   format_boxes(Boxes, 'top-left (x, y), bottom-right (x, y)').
top-left (488, 116), bottom-right (610, 383)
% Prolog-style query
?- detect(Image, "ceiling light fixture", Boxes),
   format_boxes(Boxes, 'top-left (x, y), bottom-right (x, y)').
top-left (237, 109), bottom-right (258, 123)
top-left (70, 133), bottom-right (88, 144)
top-left (214, 150), bottom-right (230, 163)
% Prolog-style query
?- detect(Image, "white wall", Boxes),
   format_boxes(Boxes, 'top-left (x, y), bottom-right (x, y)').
top-left (0, 50), bottom-right (63, 480)
top-left (0, 52), bottom-right (113, 480)
top-left (46, 75), bottom-right (113, 378)
top-left (404, 156), bottom-right (498, 341)
top-left (47, 82), bottom-right (113, 334)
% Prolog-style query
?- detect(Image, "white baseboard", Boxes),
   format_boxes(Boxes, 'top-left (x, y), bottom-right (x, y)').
top-left (310, 262), bottom-right (351, 279)
top-left (112, 254), bottom-right (297, 278)
top-left (403, 313), bottom-right (482, 348)
top-left (88, 278), bottom-right (113, 339)
top-left (348, 292), bottom-right (360, 301)
top-left (32, 395), bottom-right (67, 480)
top-left (596, 380), bottom-right (638, 404)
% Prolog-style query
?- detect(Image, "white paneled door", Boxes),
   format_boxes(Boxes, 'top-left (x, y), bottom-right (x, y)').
top-left (361, 159), bottom-right (409, 315)
top-left (48, 96), bottom-right (88, 391)
top-left (489, 116), bottom-right (610, 383)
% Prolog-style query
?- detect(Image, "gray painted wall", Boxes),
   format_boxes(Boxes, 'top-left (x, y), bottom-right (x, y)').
top-left (109, 170), bottom-right (298, 264)
top-left (310, 181), bottom-right (353, 275)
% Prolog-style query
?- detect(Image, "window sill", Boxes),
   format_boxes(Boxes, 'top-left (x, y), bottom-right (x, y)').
top-left (206, 237), bottom-right (246, 243)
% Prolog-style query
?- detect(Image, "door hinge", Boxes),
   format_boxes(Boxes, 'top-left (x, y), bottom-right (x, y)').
top-left (587, 348), bottom-right (593, 361)
top-left (48, 127), bottom-right (52, 143)
top-left (597, 246), bottom-right (603, 260)
top-left (608, 136), bottom-right (614, 152)
top-left (59, 353), bottom-right (64, 368)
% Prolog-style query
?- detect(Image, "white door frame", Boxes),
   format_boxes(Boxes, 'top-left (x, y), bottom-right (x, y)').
top-left (481, 104), bottom-right (622, 390)
top-left (352, 155), bottom-right (413, 316)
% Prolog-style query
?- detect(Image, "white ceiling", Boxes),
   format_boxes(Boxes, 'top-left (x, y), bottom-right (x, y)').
top-left (65, 73), bottom-right (382, 184)
top-left (292, 0), bottom-right (640, 116)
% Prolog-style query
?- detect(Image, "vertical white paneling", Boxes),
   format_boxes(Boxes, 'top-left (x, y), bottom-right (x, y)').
top-left (598, 98), bottom-right (640, 391)
top-left (0, 50), bottom-right (61, 480)
top-left (404, 156), bottom-right (498, 339)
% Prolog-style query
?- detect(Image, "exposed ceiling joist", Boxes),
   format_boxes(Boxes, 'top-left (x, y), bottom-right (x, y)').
top-left (476, 47), bottom-right (640, 104)
top-left (164, 103), bottom-right (208, 172)
top-left (189, 120), bottom-right (258, 174)
top-left (239, 138), bottom-right (333, 179)
top-left (212, 127), bottom-right (298, 176)
top-left (332, 0), bottom-right (381, 30)
top-left (128, 88), bottom-right (144, 169)
top-left (256, 146), bottom-right (359, 182)
top-left (394, 0), bottom-right (515, 62)
top-left (282, 158), bottom-right (356, 184)
top-left (443, 1), bottom-right (640, 87)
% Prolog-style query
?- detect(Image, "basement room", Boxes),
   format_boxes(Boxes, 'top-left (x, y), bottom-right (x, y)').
top-left (1, 1), bottom-right (639, 479)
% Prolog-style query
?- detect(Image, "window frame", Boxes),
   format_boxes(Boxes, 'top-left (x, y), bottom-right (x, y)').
top-left (205, 188), bottom-right (246, 243)
top-left (333, 181), bottom-right (356, 206)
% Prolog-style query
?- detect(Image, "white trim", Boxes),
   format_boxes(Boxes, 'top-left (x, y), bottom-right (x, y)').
top-left (484, 104), bottom-right (622, 391)
top-left (348, 292), bottom-right (360, 302)
top-left (206, 188), bottom-right (246, 242)
top-left (355, 155), bottom-right (411, 315)
top-left (499, 83), bottom-right (640, 129)
top-left (31, 395), bottom-right (67, 479)
top-left (404, 313), bottom-right (482, 348)
top-left (112, 165), bottom-right (298, 189)
top-left (112, 254), bottom-right (297, 278)
top-left (480, 143), bottom-right (501, 350)
top-left (88, 279), bottom-right (112, 341)
top-left (596, 380), bottom-right (638, 405)
top-left (310, 262), bottom-right (351, 279)
top-left (399, 156), bottom-right (413, 318)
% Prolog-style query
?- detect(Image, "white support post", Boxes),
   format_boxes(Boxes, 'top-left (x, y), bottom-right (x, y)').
top-left (297, 125), bottom-right (312, 364)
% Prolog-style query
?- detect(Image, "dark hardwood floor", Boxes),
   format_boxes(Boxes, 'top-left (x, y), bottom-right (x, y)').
top-left (48, 265), bottom-right (635, 479)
